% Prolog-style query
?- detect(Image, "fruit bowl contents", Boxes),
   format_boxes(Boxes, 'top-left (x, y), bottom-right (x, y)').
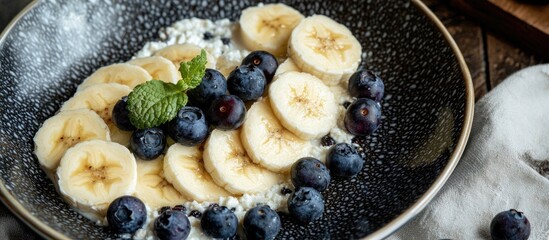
top-left (32, 3), bottom-right (387, 240)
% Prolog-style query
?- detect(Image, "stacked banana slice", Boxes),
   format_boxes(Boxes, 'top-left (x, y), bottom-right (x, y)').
top-left (239, 4), bottom-right (361, 86)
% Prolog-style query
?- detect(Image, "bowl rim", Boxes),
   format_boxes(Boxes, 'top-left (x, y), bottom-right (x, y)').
top-left (0, 0), bottom-right (474, 239)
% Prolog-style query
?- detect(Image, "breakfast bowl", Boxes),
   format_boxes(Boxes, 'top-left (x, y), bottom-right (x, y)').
top-left (0, 0), bottom-right (473, 239)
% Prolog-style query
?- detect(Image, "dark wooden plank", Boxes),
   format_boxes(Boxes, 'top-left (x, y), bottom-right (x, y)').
top-left (448, 0), bottom-right (549, 60)
top-left (486, 32), bottom-right (544, 88)
top-left (426, 0), bottom-right (488, 101)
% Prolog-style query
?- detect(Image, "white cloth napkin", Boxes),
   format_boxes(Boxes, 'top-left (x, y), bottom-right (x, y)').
top-left (389, 64), bottom-right (549, 240)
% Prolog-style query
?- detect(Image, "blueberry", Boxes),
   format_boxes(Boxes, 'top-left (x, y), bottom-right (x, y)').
top-left (291, 157), bottom-right (331, 192)
top-left (344, 98), bottom-right (382, 136)
top-left (243, 205), bottom-right (281, 240)
top-left (187, 69), bottom-right (227, 109)
top-left (189, 210), bottom-right (202, 218)
top-left (154, 210), bottom-right (191, 240)
top-left (112, 96), bottom-right (136, 131)
top-left (207, 95), bottom-right (246, 130)
top-left (490, 209), bottom-right (531, 240)
top-left (166, 107), bottom-right (208, 146)
top-left (227, 65), bottom-right (266, 101)
top-left (287, 187), bottom-right (324, 223)
top-left (326, 143), bottom-right (363, 177)
top-left (107, 196), bottom-right (147, 234)
top-left (203, 31), bottom-right (213, 40)
top-left (201, 205), bottom-right (238, 239)
top-left (130, 128), bottom-right (166, 160)
top-left (348, 70), bottom-right (385, 102)
top-left (241, 51), bottom-right (278, 83)
top-left (221, 38), bottom-right (230, 45)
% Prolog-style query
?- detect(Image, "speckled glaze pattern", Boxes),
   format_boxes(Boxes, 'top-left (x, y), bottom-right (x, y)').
top-left (0, 0), bottom-right (467, 239)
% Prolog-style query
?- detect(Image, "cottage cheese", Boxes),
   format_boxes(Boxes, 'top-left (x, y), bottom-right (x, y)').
top-left (126, 17), bottom-right (355, 239)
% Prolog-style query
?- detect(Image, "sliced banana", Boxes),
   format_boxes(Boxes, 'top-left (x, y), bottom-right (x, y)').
top-left (273, 58), bottom-right (300, 79)
top-left (154, 43), bottom-right (216, 69)
top-left (128, 56), bottom-right (181, 84)
top-left (288, 15), bottom-right (362, 85)
top-left (241, 99), bottom-right (312, 173)
top-left (135, 157), bottom-right (188, 210)
top-left (57, 140), bottom-right (137, 218)
top-left (268, 72), bottom-right (338, 140)
top-left (34, 109), bottom-right (111, 171)
top-left (203, 129), bottom-right (281, 195)
top-left (239, 3), bottom-right (304, 57)
top-left (78, 63), bottom-right (152, 90)
top-left (60, 83), bottom-right (132, 146)
top-left (164, 144), bottom-right (231, 202)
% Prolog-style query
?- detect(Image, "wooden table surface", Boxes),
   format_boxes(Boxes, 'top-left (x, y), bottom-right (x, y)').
top-left (424, 0), bottom-right (546, 101)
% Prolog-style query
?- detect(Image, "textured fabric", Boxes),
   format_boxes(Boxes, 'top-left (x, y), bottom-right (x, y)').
top-left (390, 64), bottom-right (549, 239)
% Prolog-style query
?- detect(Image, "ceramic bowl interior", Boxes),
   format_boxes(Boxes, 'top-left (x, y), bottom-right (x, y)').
top-left (0, 0), bottom-right (472, 239)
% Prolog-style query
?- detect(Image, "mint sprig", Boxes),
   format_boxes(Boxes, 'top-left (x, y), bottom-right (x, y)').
top-left (127, 49), bottom-right (207, 129)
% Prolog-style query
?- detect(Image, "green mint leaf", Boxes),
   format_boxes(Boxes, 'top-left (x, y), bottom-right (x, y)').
top-left (127, 80), bottom-right (188, 129)
top-left (178, 49), bottom-right (207, 91)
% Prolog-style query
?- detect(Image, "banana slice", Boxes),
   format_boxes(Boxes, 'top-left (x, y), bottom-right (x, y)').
top-left (34, 109), bottom-right (111, 171)
top-left (268, 72), bottom-right (338, 140)
top-left (60, 83), bottom-right (132, 146)
top-left (239, 3), bottom-right (304, 57)
top-left (57, 140), bottom-right (137, 218)
top-left (288, 15), bottom-right (362, 85)
top-left (241, 99), bottom-right (312, 173)
top-left (154, 44), bottom-right (216, 69)
top-left (203, 129), bottom-right (281, 195)
top-left (273, 58), bottom-right (300, 79)
top-left (128, 56), bottom-right (181, 84)
top-left (164, 144), bottom-right (231, 202)
top-left (135, 157), bottom-right (188, 210)
top-left (78, 63), bottom-right (152, 89)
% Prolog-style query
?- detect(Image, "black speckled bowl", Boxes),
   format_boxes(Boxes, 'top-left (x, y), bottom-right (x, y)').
top-left (0, 0), bottom-right (473, 239)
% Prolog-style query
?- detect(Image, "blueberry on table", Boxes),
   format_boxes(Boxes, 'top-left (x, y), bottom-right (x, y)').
top-left (187, 69), bottom-right (227, 109)
top-left (288, 187), bottom-right (324, 223)
top-left (166, 106), bottom-right (209, 146)
top-left (112, 96), bottom-right (136, 131)
top-left (291, 157), bottom-right (331, 192)
top-left (201, 205), bottom-right (238, 239)
top-left (130, 127), bottom-right (166, 160)
top-left (154, 210), bottom-right (191, 240)
top-left (348, 70), bottom-right (384, 102)
top-left (241, 51), bottom-right (278, 83)
top-left (490, 209), bottom-right (530, 240)
top-left (243, 205), bottom-right (281, 240)
top-left (207, 95), bottom-right (246, 130)
top-left (326, 143), bottom-right (364, 177)
top-left (344, 98), bottom-right (382, 136)
top-left (227, 64), bottom-right (266, 101)
top-left (107, 196), bottom-right (147, 234)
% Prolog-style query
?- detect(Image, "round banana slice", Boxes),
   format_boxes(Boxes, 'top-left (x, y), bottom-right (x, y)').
top-left (34, 109), bottom-right (111, 171)
top-left (60, 83), bottom-right (132, 146)
top-left (273, 58), bottom-right (300, 80)
top-left (239, 3), bottom-right (304, 57)
top-left (288, 15), bottom-right (362, 85)
top-left (241, 99), bottom-right (312, 173)
top-left (268, 72), bottom-right (338, 140)
top-left (154, 44), bottom-right (216, 69)
top-left (128, 56), bottom-right (181, 84)
top-left (57, 140), bottom-right (137, 218)
top-left (203, 129), bottom-right (281, 195)
top-left (163, 144), bottom-right (230, 202)
top-left (78, 63), bottom-right (152, 89)
top-left (135, 157), bottom-right (188, 210)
